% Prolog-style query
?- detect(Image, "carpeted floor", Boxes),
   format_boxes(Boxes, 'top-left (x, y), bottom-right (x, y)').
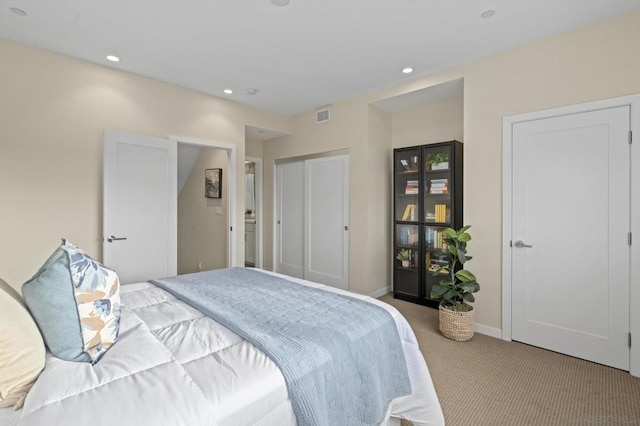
top-left (380, 294), bottom-right (640, 426)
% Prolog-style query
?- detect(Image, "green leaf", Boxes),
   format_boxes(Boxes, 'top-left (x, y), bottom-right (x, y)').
top-left (457, 250), bottom-right (466, 264)
top-left (462, 292), bottom-right (475, 302)
top-left (439, 279), bottom-right (454, 286)
top-left (444, 228), bottom-right (457, 238)
top-left (458, 232), bottom-right (471, 242)
top-left (431, 285), bottom-right (449, 298)
top-left (459, 225), bottom-right (471, 234)
top-left (460, 282), bottom-right (480, 293)
top-left (455, 270), bottom-right (477, 282)
top-left (442, 288), bottom-right (459, 301)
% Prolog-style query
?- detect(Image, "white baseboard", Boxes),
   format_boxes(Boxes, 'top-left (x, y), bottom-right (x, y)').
top-left (474, 322), bottom-right (502, 339)
top-left (369, 286), bottom-right (391, 299)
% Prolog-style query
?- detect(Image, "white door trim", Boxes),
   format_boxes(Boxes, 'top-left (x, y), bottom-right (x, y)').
top-left (246, 156), bottom-right (263, 269)
top-left (502, 93), bottom-right (640, 376)
top-left (170, 135), bottom-right (238, 268)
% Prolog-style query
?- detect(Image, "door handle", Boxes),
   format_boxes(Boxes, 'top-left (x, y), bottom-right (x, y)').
top-left (513, 240), bottom-right (532, 248)
top-left (107, 235), bottom-right (127, 243)
top-left (344, 226), bottom-right (349, 231)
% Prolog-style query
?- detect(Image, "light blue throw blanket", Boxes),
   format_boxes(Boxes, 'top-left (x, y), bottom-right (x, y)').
top-left (151, 268), bottom-right (411, 426)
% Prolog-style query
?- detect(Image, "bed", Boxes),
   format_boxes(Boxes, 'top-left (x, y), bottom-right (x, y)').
top-left (4, 268), bottom-right (444, 426)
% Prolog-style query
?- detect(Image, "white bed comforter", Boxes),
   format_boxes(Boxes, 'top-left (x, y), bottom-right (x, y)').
top-left (15, 270), bottom-right (444, 426)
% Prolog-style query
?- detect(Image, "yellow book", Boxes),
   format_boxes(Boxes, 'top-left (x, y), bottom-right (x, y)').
top-left (401, 204), bottom-right (411, 220)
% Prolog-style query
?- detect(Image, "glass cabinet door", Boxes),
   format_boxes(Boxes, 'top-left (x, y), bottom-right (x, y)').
top-left (424, 226), bottom-right (449, 301)
top-left (395, 148), bottom-right (420, 223)
top-left (423, 144), bottom-right (452, 226)
top-left (394, 224), bottom-right (420, 297)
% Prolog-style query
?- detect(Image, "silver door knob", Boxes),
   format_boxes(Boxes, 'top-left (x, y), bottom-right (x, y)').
top-left (514, 240), bottom-right (532, 248)
top-left (107, 235), bottom-right (127, 243)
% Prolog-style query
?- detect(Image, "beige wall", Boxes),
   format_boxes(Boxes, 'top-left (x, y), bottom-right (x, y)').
top-left (246, 138), bottom-right (264, 158)
top-left (366, 106), bottom-right (393, 293)
top-left (392, 97), bottom-right (464, 148)
top-left (178, 148), bottom-right (228, 274)
top-left (264, 11), bottom-right (640, 329)
top-left (0, 38), bottom-right (290, 291)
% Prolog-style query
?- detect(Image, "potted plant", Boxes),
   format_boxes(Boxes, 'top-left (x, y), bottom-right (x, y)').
top-left (426, 152), bottom-right (450, 170)
top-left (430, 226), bottom-right (480, 341)
top-left (396, 249), bottom-right (411, 268)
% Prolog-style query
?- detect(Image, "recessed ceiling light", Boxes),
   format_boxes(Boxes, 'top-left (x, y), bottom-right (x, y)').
top-left (9, 7), bottom-right (27, 16)
top-left (244, 88), bottom-right (258, 96)
top-left (106, 55), bottom-right (120, 62)
top-left (481, 10), bottom-right (496, 19)
top-left (271, 0), bottom-right (290, 6)
top-left (402, 67), bottom-right (414, 74)
top-left (224, 89), bottom-right (233, 94)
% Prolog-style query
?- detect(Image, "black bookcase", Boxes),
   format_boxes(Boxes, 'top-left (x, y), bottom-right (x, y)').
top-left (393, 141), bottom-right (463, 308)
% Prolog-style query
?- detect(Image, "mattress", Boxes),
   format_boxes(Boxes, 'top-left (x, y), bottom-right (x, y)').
top-left (15, 269), bottom-right (444, 426)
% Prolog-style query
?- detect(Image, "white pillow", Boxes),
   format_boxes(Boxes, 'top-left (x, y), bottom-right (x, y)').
top-left (0, 278), bottom-right (45, 410)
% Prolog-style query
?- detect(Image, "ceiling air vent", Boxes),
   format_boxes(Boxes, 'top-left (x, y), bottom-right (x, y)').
top-left (316, 106), bottom-right (331, 124)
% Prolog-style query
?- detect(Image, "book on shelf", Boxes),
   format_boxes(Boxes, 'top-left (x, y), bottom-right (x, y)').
top-left (405, 179), bottom-right (419, 194)
top-left (428, 178), bottom-right (449, 195)
top-left (401, 204), bottom-right (411, 220)
top-left (401, 204), bottom-right (417, 221)
top-left (425, 227), bottom-right (447, 249)
top-left (434, 204), bottom-right (449, 223)
top-left (399, 225), bottom-right (418, 246)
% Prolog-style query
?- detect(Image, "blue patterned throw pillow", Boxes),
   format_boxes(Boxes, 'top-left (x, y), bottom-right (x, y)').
top-left (22, 240), bottom-right (121, 364)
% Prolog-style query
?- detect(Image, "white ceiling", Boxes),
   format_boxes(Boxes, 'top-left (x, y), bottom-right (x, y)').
top-left (1, 1), bottom-right (639, 116)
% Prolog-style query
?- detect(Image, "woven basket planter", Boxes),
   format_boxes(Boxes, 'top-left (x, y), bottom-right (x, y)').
top-left (439, 305), bottom-right (475, 341)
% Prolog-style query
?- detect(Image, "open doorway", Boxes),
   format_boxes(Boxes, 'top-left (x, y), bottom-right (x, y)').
top-left (177, 144), bottom-right (229, 274)
top-left (172, 136), bottom-right (237, 272)
top-left (244, 157), bottom-right (263, 268)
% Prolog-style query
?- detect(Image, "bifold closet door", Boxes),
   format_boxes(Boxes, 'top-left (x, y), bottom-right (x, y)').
top-left (276, 161), bottom-right (305, 278)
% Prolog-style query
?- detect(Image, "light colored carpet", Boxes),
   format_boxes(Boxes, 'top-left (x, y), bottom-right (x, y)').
top-left (380, 294), bottom-right (640, 426)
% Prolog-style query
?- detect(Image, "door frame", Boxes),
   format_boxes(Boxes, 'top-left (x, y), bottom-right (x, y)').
top-left (502, 93), bottom-right (640, 376)
top-left (170, 135), bottom-right (238, 268)
top-left (246, 156), bottom-right (263, 268)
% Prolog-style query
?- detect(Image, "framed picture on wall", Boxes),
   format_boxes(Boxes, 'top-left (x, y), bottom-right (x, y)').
top-left (205, 168), bottom-right (222, 198)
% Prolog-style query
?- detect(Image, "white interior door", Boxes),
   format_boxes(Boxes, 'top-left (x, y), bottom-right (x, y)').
top-left (276, 161), bottom-right (305, 278)
top-left (304, 155), bottom-right (350, 290)
top-left (103, 130), bottom-right (177, 284)
top-left (511, 106), bottom-right (630, 370)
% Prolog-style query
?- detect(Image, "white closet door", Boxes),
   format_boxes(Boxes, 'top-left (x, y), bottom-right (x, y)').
top-left (276, 161), bottom-right (305, 278)
top-left (304, 155), bottom-right (350, 290)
